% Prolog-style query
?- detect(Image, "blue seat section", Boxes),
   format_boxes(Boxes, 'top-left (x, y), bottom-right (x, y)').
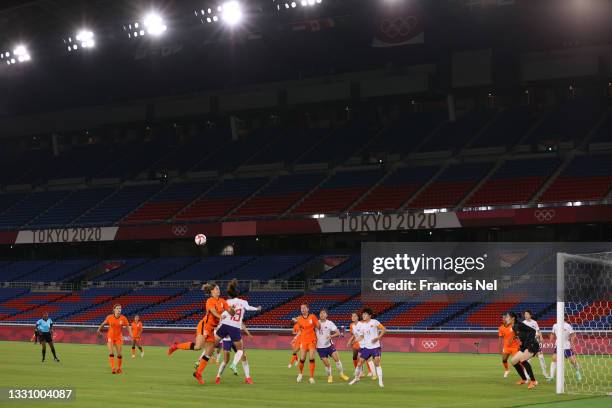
top-left (318, 255), bottom-right (360, 279)
top-left (0, 190), bottom-right (68, 229)
top-left (249, 128), bottom-right (328, 165)
top-left (151, 131), bottom-right (226, 173)
top-left (73, 184), bottom-right (162, 226)
top-left (369, 111), bottom-right (446, 154)
top-left (151, 182), bottom-right (213, 202)
top-left (0, 288), bottom-right (29, 303)
top-left (0, 260), bottom-right (54, 281)
top-left (261, 173), bottom-right (325, 197)
top-left (420, 108), bottom-right (497, 151)
top-left (297, 121), bottom-right (373, 164)
top-left (28, 188), bottom-right (115, 228)
top-left (15, 259), bottom-right (98, 282)
top-left (223, 255), bottom-right (314, 280)
top-left (191, 131), bottom-right (266, 172)
top-left (470, 106), bottom-right (540, 148)
top-left (165, 256), bottom-right (255, 281)
top-left (525, 98), bottom-right (605, 144)
top-left (101, 257), bottom-right (199, 281)
top-left (0, 193), bottom-right (28, 214)
top-left (491, 157), bottom-right (561, 179)
top-left (96, 139), bottom-right (172, 179)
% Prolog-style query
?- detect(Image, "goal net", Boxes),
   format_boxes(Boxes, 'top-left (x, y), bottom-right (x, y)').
top-left (556, 252), bottom-right (611, 395)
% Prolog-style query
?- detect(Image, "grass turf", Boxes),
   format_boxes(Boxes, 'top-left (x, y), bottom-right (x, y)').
top-left (0, 341), bottom-right (609, 408)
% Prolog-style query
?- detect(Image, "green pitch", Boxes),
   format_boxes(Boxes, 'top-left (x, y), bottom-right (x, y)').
top-left (0, 341), bottom-right (609, 408)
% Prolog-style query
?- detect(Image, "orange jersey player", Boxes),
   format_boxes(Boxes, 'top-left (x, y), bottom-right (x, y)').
top-left (498, 313), bottom-right (520, 378)
top-left (167, 282), bottom-right (233, 360)
top-left (97, 304), bottom-right (132, 374)
top-left (131, 315), bottom-right (144, 358)
top-left (288, 322), bottom-right (300, 368)
top-left (192, 282), bottom-right (235, 384)
top-left (295, 303), bottom-right (320, 383)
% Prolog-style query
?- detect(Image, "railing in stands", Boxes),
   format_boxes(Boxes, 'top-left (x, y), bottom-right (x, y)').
top-left (80, 279), bottom-right (306, 291)
top-left (0, 281), bottom-right (73, 291)
top-left (308, 278), bottom-right (360, 289)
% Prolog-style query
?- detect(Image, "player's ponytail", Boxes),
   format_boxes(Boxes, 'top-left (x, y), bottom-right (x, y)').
top-left (227, 279), bottom-right (239, 298)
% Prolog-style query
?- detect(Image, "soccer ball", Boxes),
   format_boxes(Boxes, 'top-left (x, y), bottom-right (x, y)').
top-left (194, 234), bottom-right (207, 246)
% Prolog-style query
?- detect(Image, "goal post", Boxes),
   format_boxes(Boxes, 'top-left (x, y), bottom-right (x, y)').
top-left (556, 252), bottom-right (612, 395)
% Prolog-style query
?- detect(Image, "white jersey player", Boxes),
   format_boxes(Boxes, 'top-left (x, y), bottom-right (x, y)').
top-left (349, 308), bottom-right (385, 388)
top-left (523, 310), bottom-right (549, 380)
top-left (213, 280), bottom-right (261, 384)
top-left (549, 316), bottom-right (582, 382)
top-left (315, 310), bottom-right (349, 383)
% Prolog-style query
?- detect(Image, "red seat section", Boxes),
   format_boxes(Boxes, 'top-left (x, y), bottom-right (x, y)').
top-left (291, 169), bottom-right (384, 215)
top-left (353, 166), bottom-right (438, 212)
top-left (409, 162), bottom-right (492, 209)
top-left (466, 158), bottom-right (561, 207)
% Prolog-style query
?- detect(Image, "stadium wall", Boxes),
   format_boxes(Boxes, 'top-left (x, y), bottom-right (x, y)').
top-left (1, 325), bottom-right (609, 354)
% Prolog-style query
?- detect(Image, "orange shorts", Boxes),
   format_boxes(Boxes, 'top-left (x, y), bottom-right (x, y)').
top-left (352, 343), bottom-right (361, 351)
top-left (107, 337), bottom-right (123, 345)
top-left (132, 336), bottom-right (141, 342)
top-left (503, 347), bottom-right (519, 355)
top-left (196, 320), bottom-right (216, 343)
top-left (300, 339), bottom-right (316, 351)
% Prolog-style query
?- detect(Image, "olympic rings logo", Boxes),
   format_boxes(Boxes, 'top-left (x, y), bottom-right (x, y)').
top-left (534, 209), bottom-right (556, 222)
top-left (421, 340), bottom-right (438, 349)
top-left (172, 225), bottom-right (189, 236)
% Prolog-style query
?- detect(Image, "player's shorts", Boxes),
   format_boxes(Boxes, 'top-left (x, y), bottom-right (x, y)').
top-left (216, 324), bottom-right (241, 342)
top-left (222, 339), bottom-right (237, 352)
top-left (317, 345), bottom-right (337, 359)
top-left (360, 347), bottom-right (381, 360)
top-left (300, 339), bottom-right (316, 351)
top-left (503, 347), bottom-right (519, 355)
top-left (196, 320), bottom-right (216, 342)
top-left (132, 336), bottom-right (141, 343)
top-left (553, 348), bottom-right (574, 358)
top-left (38, 332), bottom-right (52, 343)
top-left (107, 337), bottom-right (123, 345)
top-left (520, 341), bottom-right (540, 354)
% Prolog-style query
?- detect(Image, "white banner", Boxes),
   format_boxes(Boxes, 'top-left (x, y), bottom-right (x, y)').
top-left (318, 212), bottom-right (461, 233)
top-left (16, 227), bottom-right (119, 244)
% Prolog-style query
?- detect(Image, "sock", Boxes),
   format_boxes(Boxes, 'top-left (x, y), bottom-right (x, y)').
top-left (352, 359), bottom-right (358, 368)
top-left (538, 354), bottom-right (547, 376)
top-left (131, 347), bottom-right (136, 356)
top-left (503, 361), bottom-right (509, 370)
top-left (232, 350), bottom-right (244, 366)
top-left (196, 355), bottom-right (210, 375)
top-left (298, 360), bottom-right (305, 374)
top-left (109, 354), bottom-right (115, 370)
top-left (550, 362), bottom-right (556, 379)
top-left (217, 362), bottom-right (227, 377)
top-left (50, 345), bottom-right (57, 359)
top-left (574, 362), bottom-right (581, 375)
top-left (177, 342), bottom-right (195, 350)
top-left (309, 359), bottom-right (315, 378)
top-left (376, 366), bottom-right (383, 383)
top-left (117, 355), bottom-right (122, 369)
top-left (367, 360), bottom-right (376, 376)
top-left (514, 363), bottom-right (526, 380)
top-left (326, 366), bottom-right (332, 376)
top-left (42, 348), bottom-right (46, 360)
top-left (242, 361), bottom-right (250, 378)
top-left (290, 353), bottom-right (298, 365)
top-left (522, 361), bottom-right (535, 382)
top-left (354, 364), bottom-right (361, 379)
top-left (138, 346), bottom-right (143, 352)
top-left (335, 360), bottom-right (344, 374)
